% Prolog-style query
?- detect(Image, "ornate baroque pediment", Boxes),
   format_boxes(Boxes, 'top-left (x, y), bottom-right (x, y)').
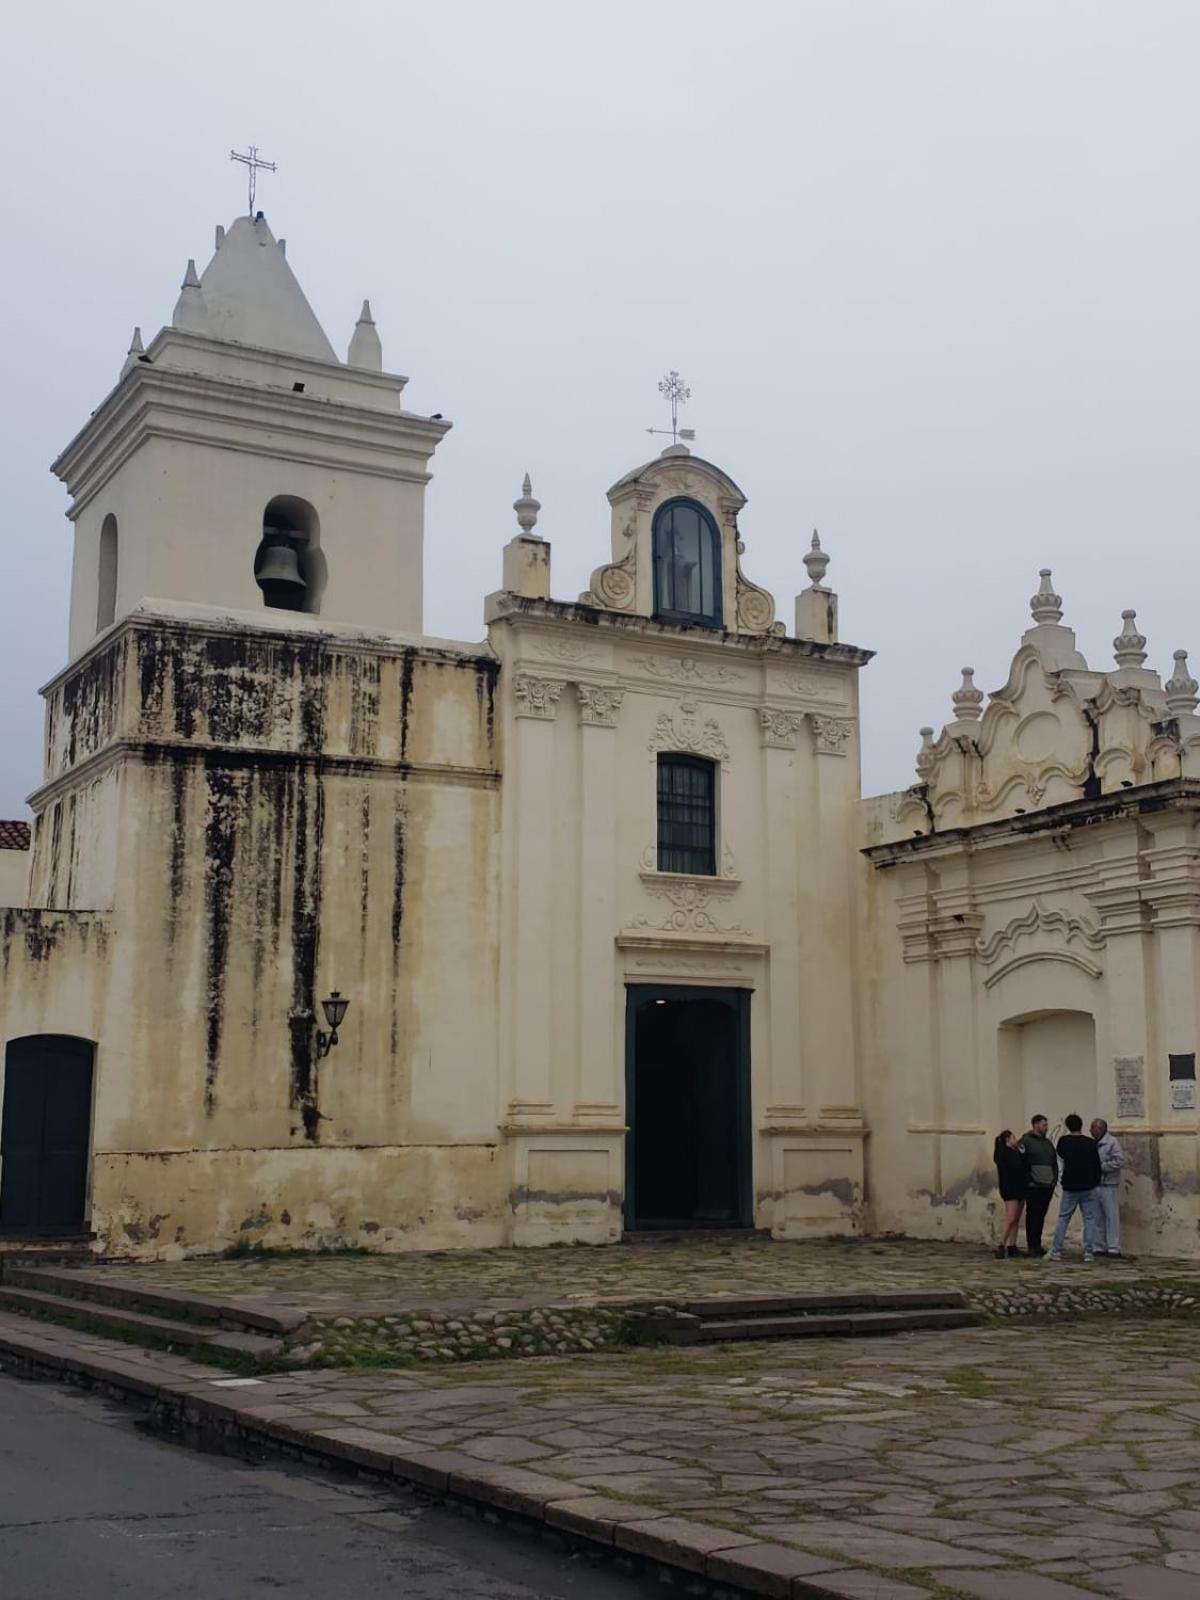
top-left (647, 697), bottom-right (730, 766)
top-left (977, 899), bottom-right (1103, 964)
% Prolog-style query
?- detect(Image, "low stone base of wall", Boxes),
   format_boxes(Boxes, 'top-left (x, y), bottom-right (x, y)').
top-left (972, 1280), bottom-right (1200, 1322)
top-left (289, 1304), bottom-right (633, 1366)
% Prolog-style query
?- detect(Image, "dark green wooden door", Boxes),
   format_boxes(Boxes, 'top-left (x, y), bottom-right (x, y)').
top-left (624, 986), bottom-right (751, 1231)
top-left (0, 1036), bottom-right (93, 1235)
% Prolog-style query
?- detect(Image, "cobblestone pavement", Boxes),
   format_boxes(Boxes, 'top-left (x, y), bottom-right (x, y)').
top-left (73, 1236), bottom-right (1200, 1322)
top-left (205, 1320), bottom-right (1200, 1597)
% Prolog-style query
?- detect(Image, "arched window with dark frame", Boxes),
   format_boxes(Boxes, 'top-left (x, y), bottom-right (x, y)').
top-left (652, 498), bottom-right (722, 627)
top-left (657, 753), bottom-right (717, 876)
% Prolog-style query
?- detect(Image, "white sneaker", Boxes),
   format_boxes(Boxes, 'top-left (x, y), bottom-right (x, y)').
top-left (1083, 1252), bottom-right (1095, 1263)
top-left (1046, 1252), bottom-right (1062, 1261)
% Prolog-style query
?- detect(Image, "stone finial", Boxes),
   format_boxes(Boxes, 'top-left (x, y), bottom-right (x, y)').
top-left (347, 299), bottom-right (383, 370)
top-left (1165, 649), bottom-right (1200, 715)
top-left (120, 326), bottom-right (145, 378)
top-left (172, 258), bottom-right (207, 333)
top-left (1030, 568), bottom-right (1063, 624)
top-left (1113, 609), bottom-right (1147, 669)
top-left (951, 666), bottom-right (984, 722)
top-left (513, 473), bottom-right (541, 538)
top-left (916, 726), bottom-right (937, 781)
top-left (802, 529), bottom-right (829, 589)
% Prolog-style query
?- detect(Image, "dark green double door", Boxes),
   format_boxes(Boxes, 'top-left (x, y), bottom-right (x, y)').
top-left (625, 986), bottom-right (751, 1231)
top-left (0, 1036), bottom-right (93, 1236)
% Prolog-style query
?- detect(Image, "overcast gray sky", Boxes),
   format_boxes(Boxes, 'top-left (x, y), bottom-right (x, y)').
top-left (2, 0), bottom-right (1196, 815)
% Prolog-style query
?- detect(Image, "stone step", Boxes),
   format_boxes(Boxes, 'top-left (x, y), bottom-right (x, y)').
top-left (0, 1285), bottom-right (283, 1362)
top-left (684, 1288), bottom-right (968, 1320)
top-left (4, 1266), bottom-right (303, 1336)
top-left (690, 1306), bottom-right (980, 1342)
top-left (0, 1236), bottom-right (96, 1271)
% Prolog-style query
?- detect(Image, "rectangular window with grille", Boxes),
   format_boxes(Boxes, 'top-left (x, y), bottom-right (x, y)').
top-left (657, 753), bottom-right (716, 876)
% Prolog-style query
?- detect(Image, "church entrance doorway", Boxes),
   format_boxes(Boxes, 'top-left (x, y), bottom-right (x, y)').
top-left (624, 986), bottom-right (751, 1231)
top-left (0, 1036), bottom-right (94, 1236)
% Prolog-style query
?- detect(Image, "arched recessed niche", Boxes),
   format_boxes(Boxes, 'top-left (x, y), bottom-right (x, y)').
top-left (254, 495), bottom-right (324, 615)
top-left (96, 514), bottom-right (118, 632)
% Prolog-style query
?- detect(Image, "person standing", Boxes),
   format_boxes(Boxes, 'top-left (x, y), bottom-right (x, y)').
top-left (992, 1131), bottom-right (1027, 1257)
top-left (1091, 1116), bottom-right (1124, 1257)
top-left (1047, 1113), bottom-right (1102, 1262)
top-left (1020, 1114), bottom-right (1057, 1257)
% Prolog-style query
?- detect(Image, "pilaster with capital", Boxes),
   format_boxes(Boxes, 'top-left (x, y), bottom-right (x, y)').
top-left (575, 682), bottom-right (623, 1116)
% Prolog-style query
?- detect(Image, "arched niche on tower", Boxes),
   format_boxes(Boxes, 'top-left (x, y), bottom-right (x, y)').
top-left (96, 514), bottom-right (119, 632)
top-left (581, 449), bottom-right (779, 636)
top-left (254, 494), bottom-right (325, 616)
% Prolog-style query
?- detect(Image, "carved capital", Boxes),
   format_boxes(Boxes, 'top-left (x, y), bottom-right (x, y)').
top-left (811, 715), bottom-right (854, 757)
top-left (759, 707), bottom-right (805, 750)
top-left (513, 675), bottom-right (565, 720)
top-left (577, 683), bottom-right (625, 728)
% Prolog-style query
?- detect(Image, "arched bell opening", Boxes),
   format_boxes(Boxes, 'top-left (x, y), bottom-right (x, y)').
top-left (254, 495), bottom-right (325, 615)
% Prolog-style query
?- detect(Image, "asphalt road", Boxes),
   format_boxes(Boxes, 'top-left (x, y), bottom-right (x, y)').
top-left (0, 1372), bottom-right (665, 1600)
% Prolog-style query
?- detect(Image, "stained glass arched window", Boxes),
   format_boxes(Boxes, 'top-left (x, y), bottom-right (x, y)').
top-left (652, 498), bottom-right (722, 627)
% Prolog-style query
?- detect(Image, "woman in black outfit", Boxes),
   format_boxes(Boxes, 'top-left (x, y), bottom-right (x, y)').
top-left (993, 1130), bottom-right (1026, 1258)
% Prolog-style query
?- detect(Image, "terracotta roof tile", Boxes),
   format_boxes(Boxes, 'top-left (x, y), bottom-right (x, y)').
top-left (0, 820), bottom-right (31, 850)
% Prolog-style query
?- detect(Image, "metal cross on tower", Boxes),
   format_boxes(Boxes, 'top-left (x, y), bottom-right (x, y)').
top-left (229, 145), bottom-right (277, 215)
top-left (647, 371), bottom-right (695, 446)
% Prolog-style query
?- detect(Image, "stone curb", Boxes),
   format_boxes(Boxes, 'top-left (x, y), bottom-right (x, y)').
top-left (0, 1312), bottom-right (875, 1600)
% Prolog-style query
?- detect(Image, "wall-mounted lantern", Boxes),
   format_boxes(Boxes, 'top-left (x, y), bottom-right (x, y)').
top-left (315, 991), bottom-right (350, 1059)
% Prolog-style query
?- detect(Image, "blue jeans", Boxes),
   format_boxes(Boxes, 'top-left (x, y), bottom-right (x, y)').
top-left (1050, 1187), bottom-right (1101, 1256)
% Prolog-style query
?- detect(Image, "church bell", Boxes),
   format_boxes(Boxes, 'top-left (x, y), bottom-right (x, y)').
top-left (256, 527), bottom-right (307, 609)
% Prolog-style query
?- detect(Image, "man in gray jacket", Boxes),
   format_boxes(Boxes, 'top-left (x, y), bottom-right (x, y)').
top-left (1091, 1117), bottom-right (1124, 1257)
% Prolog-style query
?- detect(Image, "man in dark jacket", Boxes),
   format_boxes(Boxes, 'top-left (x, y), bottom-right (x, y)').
top-left (1047, 1112), bottom-right (1102, 1262)
top-left (1020, 1114), bottom-right (1057, 1257)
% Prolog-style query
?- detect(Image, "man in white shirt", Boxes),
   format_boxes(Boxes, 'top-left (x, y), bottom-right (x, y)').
top-left (1091, 1117), bottom-right (1124, 1258)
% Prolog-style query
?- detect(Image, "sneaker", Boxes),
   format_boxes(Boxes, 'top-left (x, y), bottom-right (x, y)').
top-left (1107, 1250), bottom-right (1123, 1258)
top-left (1083, 1252), bottom-right (1095, 1263)
top-left (1046, 1252), bottom-right (1062, 1261)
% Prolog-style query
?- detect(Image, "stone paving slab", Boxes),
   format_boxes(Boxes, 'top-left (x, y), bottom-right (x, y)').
top-left (54, 1236), bottom-right (1200, 1320)
top-left (3, 1308), bottom-right (1198, 1596)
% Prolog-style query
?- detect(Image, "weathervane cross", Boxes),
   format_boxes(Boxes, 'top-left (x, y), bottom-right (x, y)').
top-left (647, 371), bottom-right (695, 446)
top-left (230, 144), bottom-right (276, 216)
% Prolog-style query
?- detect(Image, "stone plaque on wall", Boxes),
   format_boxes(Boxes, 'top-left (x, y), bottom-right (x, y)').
top-left (1170, 1053), bottom-right (1197, 1112)
top-left (1114, 1056), bottom-right (1146, 1120)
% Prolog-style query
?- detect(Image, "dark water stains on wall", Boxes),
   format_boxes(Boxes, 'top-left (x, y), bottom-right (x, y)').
top-left (201, 760), bottom-right (241, 1113)
top-left (287, 766), bottom-right (325, 1142)
top-left (398, 649), bottom-right (416, 760)
top-left (57, 636), bottom-right (123, 771)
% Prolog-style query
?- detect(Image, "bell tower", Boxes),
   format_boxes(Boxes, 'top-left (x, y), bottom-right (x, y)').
top-left (52, 214), bottom-right (450, 658)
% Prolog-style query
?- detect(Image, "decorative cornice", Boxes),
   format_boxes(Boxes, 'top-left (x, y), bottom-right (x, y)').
top-left (486, 593), bottom-right (875, 666)
top-left (512, 674), bottom-right (565, 719)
